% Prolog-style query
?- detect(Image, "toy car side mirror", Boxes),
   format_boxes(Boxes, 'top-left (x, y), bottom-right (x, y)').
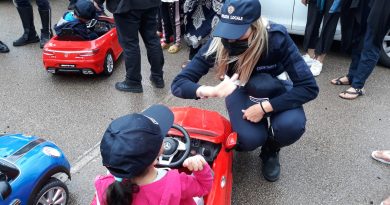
top-left (225, 132), bottom-right (237, 152)
top-left (0, 181), bottom-right (11, 200)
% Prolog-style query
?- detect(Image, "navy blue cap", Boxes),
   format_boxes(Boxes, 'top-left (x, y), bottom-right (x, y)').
top-left (100, 104), bottom-right (174, 178)
top-left (74, 0), bottom-right (97, 20)
top-left (213, 0), bottom-right (261, 40)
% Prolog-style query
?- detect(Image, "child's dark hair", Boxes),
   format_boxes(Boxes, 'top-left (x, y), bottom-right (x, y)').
top-left (106, 179), bottom-right (139, 205)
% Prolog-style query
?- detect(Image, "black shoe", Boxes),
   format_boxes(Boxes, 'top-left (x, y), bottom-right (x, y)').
top-left (13, 7), bottom-right (40, 47)
top-left (149, 76), bottom-right (165, 88)
top-left (40, 29), bottom-right (51, 49)
top-left (260, 148), bottom-right (280, 182)
top-left (0, 41), bottom-right (9, 53)
top-left (115, 81), bottom-right (143, 93)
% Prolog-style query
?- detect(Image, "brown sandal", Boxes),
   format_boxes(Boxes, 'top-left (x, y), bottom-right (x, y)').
top-left (339, 87), bottom-right (364, 100)
top-left (331, 76), bottom-right (350, 85)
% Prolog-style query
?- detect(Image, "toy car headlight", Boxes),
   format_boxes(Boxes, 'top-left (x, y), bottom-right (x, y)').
top-left (42, 147), bottom-right (62, 158)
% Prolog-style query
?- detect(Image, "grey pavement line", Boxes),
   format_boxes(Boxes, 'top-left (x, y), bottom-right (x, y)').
top-left (70, 93), bottom-right (175, 175)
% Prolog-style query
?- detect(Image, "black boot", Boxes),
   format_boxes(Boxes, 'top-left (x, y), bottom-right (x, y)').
top-left (259, 138), bottom-right (281, 182)
top-left (38, 9), bottom-right (52, 49)
top-left (13, 7), bottom-right (40, 46)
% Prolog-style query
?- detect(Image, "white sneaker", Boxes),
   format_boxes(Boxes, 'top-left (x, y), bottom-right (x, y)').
top-left (310, 60), bottom-right (323, 76)
top-left (302, 54), bottom-right (316, 66)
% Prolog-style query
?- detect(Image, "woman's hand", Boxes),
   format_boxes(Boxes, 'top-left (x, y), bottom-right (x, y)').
top-left (242, 104), bottom-right (264, 123)
top-left (183, 155), bottom-right (208, 171)
top-left (196, 73), bottom-right (239, 98)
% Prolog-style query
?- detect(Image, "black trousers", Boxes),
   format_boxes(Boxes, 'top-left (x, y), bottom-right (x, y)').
top-left (14, 0), bottom-right (50, 9)
top-left (114, 7), bottom-right (164, 84)
top-left (303, 0), bottom-right (340, 55)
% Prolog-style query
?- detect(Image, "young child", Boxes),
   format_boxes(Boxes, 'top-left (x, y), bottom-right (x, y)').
top-left (160, 0), bottom-right (182, 54)
top-left (54, 0), bottom-right (98, 40)
top-left (91, 104), bottom-right (213, 205)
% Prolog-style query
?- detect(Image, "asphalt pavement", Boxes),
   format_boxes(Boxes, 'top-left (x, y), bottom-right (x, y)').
top-left (0, 0), bottom-right (389, 204)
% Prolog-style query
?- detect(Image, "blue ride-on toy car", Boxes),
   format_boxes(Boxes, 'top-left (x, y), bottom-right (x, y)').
top-left (0, 134), bottom-right (71, 205)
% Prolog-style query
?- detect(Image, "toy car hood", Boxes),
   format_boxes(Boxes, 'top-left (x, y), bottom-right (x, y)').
top-left (0, 134), bottom-right (41, 159)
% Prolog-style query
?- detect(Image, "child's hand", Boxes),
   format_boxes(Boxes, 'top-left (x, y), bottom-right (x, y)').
top-left (183, 155), bottom-right (207, 171)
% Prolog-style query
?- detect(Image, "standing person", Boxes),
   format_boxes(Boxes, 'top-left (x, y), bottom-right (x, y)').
top-left (94, 0), bottom-right (165, 93)
top-left (0, 41), bottom-right (9, 53)
top-left (181, 0), bottom-right (223, 68)
top-left (13, 0), bottom-right (52, 48)
top-left (171, 0), bottom-right (319, 182)
top-left (301, 0), bottom-right (341, 76)
top-left (90, 104), bottom-right (213, 205)
top-left (160, 0), bottom-right (182, 54)
top-left (330, 0), bottom-right (390, 100)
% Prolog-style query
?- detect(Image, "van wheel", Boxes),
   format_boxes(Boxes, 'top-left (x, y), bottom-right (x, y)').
top-left (103, 52), bottom-right (114, 76)
top-left (34, 178), bottom-right (69, 205)
top-left (379, 29), bottom-right (390, 68)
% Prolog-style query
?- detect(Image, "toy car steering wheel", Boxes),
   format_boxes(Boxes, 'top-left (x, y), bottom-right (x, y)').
top-left (158, 124), bottom-right (191, 168)
top-left (86, 19), bottom-right (98, 29)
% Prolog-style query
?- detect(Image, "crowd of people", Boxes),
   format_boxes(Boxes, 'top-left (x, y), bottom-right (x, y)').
top-left (0, 0), bottom-right (389, 204)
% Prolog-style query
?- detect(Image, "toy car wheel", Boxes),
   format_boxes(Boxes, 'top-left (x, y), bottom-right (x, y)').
top-left (34, 178), bottom-right (69, 205)
top-left (103, 52), bottom-right (114, 76)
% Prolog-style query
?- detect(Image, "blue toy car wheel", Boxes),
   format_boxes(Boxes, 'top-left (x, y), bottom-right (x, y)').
top-left (34, 178), bottom-right (69, 205)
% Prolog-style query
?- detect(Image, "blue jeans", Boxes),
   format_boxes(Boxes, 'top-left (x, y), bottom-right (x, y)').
top-left (225, 87), bottom-right (306, 151)
top-left (347, 26), bottom-right (381, 89)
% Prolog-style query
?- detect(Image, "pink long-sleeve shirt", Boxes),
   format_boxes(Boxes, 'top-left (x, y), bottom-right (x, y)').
top-left (91, 163), bottom-right (213, 205)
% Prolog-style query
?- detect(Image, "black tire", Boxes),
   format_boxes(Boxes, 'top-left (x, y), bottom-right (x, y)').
top-left (34, 178), bottom-right (69, 205)
top-left (379, 29), bottom-right (390, 68)
top-left (102, 51), bottom-right (114, 76)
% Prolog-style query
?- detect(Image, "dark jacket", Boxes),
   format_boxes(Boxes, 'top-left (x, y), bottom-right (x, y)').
top-left (94, 0), bottom-right (160, 14)
top-left (367, 0), bottom-right (390, 47)
top-left (171, 23), bottom-right (319, 113)
top-left (340, 0), bottom-right (371, 52)
top-left (54, 12), bottom-right (98, 40)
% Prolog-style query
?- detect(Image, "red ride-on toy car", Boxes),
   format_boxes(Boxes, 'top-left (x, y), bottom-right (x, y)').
top-left (158, 107), bottom-right (237, 205)
top-left (42, 16), bottom-right (122, 76)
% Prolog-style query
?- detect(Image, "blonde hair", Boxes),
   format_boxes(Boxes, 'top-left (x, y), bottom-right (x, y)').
top-left (205, 17), bottom-right (269, 84)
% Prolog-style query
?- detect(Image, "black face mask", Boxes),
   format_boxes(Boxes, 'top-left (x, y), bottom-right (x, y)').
top-left (221, 38), bottom-right (249, 56)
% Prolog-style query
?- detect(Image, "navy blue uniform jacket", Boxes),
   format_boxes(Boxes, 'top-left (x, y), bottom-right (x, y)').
top-left (171, 23), bottom-right (319, 113)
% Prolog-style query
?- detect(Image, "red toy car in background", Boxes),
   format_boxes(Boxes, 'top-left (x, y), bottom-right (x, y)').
top-left (159, 107), bottom-right (237, 205)
top-left (42, 16), bottom-right (122, 75)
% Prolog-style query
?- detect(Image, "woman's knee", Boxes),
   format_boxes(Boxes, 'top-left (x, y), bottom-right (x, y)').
top-left (272, 115), bottom-right (306, 146)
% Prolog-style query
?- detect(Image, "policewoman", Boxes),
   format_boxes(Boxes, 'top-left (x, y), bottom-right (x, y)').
top-left (13, 0), bottom-right (51, 48)
top-left (171, 0), bottom-right (319, 182)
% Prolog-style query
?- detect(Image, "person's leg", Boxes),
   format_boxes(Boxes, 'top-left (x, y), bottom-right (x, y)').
top-left (259, 106), bottom-right (306, 182)
top-left (168, 1), bottom-right (182, 53)
top-left (225, 88), bottom-right (269, 152)
top-left (36, 0), bottom-right (52, 48)
top-left (315, 0), bottom-right (340, 61)
top-left (303, 1), bottom-right (322, 58)
top-left (13, 0), bottom-right (39, 46)
top-left (114, 12), bottom-right (143, 92)
top-left (160, 2), bottom-right (174, 48)
top-left (139, 7), bottom-right (165, 88)
top-left (340, 26), bottom-right (381, 99)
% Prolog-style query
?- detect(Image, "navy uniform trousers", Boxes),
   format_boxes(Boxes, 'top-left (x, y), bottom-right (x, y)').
top-left (225, 87), bottom-right (307, 151)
